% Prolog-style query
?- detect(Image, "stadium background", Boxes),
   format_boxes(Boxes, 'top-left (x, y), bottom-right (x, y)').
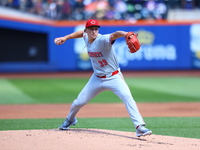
top-left (0, 0), bottom-right (200, 72)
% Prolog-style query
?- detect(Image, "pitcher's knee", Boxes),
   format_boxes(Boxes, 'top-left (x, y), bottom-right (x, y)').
top-left (72, 99), bottom-right (87, 108)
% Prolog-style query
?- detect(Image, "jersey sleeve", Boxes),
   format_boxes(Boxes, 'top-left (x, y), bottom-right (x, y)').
top-left (103, 34), bottom-right (115, 45)
top-left (109, 33), bottom-right (116, 45)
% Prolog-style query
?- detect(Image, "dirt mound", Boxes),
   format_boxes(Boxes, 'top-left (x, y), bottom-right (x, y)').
top-left (0, 129), bottom-right (199, 150)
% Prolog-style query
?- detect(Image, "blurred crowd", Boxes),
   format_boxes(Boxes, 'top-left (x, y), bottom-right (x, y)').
top-left (0, 0), bottom-right (200, 20)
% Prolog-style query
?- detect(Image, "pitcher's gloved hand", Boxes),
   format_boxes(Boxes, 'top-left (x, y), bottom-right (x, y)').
top-left (125, 32), bottom-right (143, 53)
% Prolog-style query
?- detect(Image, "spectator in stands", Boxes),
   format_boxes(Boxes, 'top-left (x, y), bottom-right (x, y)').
top-left (144, 0), bottom-right (157, 19)
top-left (11, 0), bottom-right (20, 9)
top-left (48, 0), bottom-right (58, 19)
top-left (113, 0), bottom-right (127, 19)
top-left (105, 5), bottom-right (115, 20)
top-left (25, 0), bottom-right (35, 13)
top-left (60, 0), bottom-right (71, 20)
top-left (181, 0), bottom-right (195, 9)
top-left (95, 0), bottom-right (109, 19)
top-left (155, 2), bottom-right (168, 20)
top-left (35, 0), bottom-right (43, 16)
top-left (0, 0), bottom-right (170, 21)
top-left (72, 0), bottom-right (84, 20)
top-left (84, 0), bottom-right (97, 20)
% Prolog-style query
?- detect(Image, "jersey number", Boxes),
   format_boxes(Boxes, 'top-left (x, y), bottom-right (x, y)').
top-left (98, 59), bottom-right (108, 67)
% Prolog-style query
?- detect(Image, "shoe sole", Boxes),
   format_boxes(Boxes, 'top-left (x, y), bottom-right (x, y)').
top-left (136, 131), bottom-right (152, 137)
top-left (58, 120), bottom-right (78, 130)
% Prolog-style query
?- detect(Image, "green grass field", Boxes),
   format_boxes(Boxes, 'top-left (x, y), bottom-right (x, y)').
top-left (0, 77), bottom-right (200, 104)
top-left (0, 77), bottom-right (200, 139)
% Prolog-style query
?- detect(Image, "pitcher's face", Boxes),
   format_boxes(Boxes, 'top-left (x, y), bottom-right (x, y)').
top-left (86, 27), bottom-right (99, 42)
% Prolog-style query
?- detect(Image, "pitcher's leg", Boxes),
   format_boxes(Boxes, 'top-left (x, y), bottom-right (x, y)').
top-left (117, 89), bottom-right (145, 128)
top-left (67, 74), bottom-right (104, 121)
top-left (123, 97), bottom-right (145, 127)
top-left (105, 74), bottom-right (145, 128)
top-left (111, 76), bottom-right (152, 137)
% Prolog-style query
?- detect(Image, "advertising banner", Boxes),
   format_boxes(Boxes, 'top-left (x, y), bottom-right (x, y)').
top-left (0, 17), bottom-right (197, 72)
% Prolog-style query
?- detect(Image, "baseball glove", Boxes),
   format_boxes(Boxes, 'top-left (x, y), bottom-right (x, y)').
top-left (125, 31), bottom-right (142, 53)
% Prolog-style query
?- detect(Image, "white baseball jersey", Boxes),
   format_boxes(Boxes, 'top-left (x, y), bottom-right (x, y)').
top-left (83, 32), bottom-right (118, 76)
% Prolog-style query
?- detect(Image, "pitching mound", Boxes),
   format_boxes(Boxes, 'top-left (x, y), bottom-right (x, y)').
top-left (1, 129), bottom-right (199, 150)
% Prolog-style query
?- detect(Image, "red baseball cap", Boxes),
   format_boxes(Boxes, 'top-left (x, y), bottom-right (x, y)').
top-left (85, 19), bottom-right (100, 28)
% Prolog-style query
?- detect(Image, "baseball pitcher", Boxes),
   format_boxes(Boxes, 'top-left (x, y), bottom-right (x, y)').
top-left (54, 19), bottom-right (152, 137)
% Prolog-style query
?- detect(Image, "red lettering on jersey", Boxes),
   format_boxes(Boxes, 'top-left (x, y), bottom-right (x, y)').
top-left (88, 52), bottom-right (103, 57)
